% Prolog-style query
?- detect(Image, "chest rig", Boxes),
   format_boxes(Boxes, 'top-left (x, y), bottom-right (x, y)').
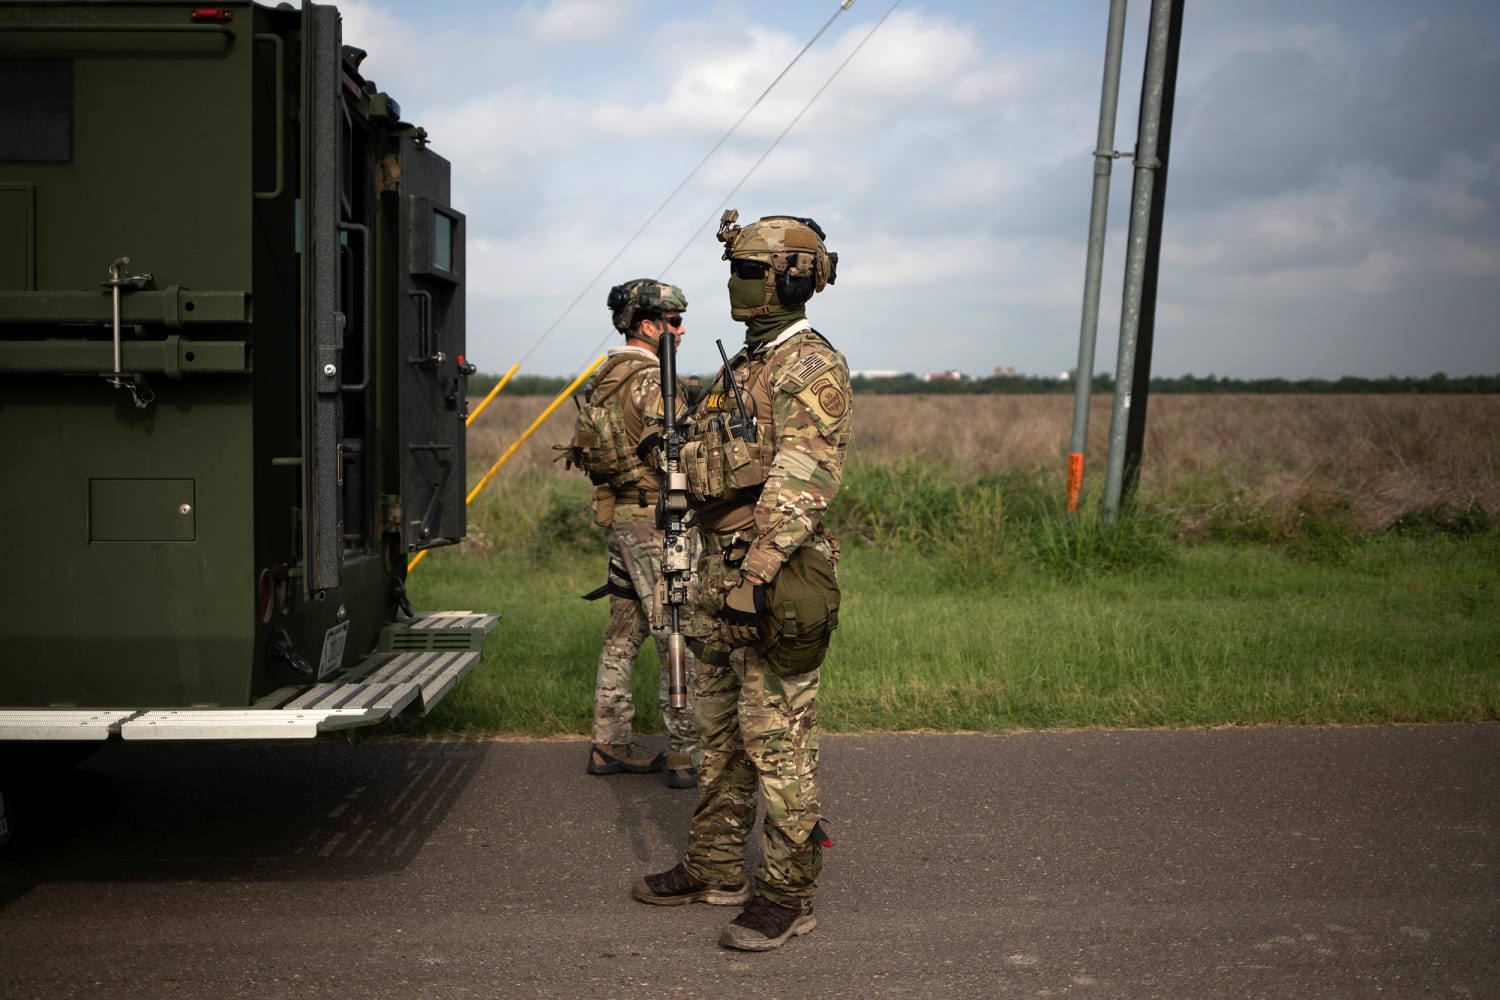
top-left (679, 346), bottom-right (776, 532)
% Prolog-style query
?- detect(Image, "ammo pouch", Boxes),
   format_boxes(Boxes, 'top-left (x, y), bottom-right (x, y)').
top-left (757, 546), bottom-right (840, 676)
top-left (681, 421), bottom-right (771, 503)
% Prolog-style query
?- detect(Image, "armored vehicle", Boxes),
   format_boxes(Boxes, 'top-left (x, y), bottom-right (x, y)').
top-left (0, 0), bottom-right (496, 746)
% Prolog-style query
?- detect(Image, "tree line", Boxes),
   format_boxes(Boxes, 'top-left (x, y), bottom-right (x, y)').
top-left (852, 372), bottom-right (1500, 395)
top-left (469, 371), bottom-right (1500, 396)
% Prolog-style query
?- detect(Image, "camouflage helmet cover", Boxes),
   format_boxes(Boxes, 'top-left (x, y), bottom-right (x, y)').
top-left (607, 278), bottom-right (688, 333)
top-left (716, 210), bottom-right (839, 294)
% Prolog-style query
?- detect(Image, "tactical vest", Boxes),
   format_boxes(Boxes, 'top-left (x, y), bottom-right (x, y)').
top-left (567, 353), bottom-right (658, 494)
top-left (681, 330), bottom-right (837, 533)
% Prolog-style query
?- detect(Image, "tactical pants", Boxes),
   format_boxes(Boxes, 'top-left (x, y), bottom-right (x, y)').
top-left (684, 646), bottom-right (822, 906)
top-left (681, 531), bottom-right (827, 906)
top-left (592, 521), bottom-right (699, 756)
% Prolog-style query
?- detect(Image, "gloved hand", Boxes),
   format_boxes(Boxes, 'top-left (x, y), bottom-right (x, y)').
top-left (635, 432), bottom-right (663, 463)
top-left (716, 575), bottom-right (767, 647)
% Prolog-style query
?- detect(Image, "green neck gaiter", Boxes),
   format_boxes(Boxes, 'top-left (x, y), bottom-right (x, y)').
top-left (728, 275), bottom-right (805, 347)
top-left (745, 308), bottom-right (806, 346)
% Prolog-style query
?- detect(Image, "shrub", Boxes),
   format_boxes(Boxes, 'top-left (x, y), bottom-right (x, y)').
top-left (1389, 499), bottom-right (1492, 540)
top-left (1027, 503), bottom-right (1177, 577)
top-left (1194, 489), bottom-right (1281, 545)
top-left (1282, 493), bottom-right (1358, 563)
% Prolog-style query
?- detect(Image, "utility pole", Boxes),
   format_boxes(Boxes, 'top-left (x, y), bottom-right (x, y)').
top-left (1102, 0), bottom-right (1179, 521)
top-left (1066, 0), bottom-right (1130, 516)
top-left (1121, 0), bottom-right (1185, 503)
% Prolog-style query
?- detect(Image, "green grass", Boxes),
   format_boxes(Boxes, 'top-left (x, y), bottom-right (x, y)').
top-left (399, 530), bottom-right (1500, 734)
top-left (826, 539), bottom-right (1498, 731)
top-left (395, 514), bottom-right (1500, 737)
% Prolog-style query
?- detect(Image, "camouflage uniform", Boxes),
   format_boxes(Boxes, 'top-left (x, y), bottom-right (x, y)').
top-left (594, 519), bottom-right (698, 755)
top-left (679, 320), bottom-right (852, 907)
top-left (572, 341), bottom-right (700, 760)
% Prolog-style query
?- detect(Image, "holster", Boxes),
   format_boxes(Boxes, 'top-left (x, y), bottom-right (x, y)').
top-left (590, 485), bottom-right (616, 527)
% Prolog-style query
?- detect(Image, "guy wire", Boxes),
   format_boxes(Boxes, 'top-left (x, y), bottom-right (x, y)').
top-left (512, 1), bottom-right (860, 377)
top-left (655, 0), bottom-right (903, 279)
top-left (576, 0), bottom-right (902, 372)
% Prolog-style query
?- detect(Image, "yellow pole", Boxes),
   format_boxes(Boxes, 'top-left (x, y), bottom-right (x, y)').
top-left (407, 355), bottom-right (606, 573)
top-left (466, 362), bottom-right (520, 428)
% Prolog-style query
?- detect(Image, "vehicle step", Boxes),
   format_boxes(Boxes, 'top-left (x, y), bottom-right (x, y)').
top-left (119, 708), bottom-right (381, 740)
top-left (0, 710), bottom-right (138, 742)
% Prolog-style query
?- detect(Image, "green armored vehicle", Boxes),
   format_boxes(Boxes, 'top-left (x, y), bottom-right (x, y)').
top-left (0, 1), bottom-right (496, 745)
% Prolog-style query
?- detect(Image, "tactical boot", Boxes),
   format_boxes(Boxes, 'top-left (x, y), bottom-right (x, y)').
top-left (587, 742), bottom-right (664, 775)
top-left (664, 751), bottom-right (697, 789)
top-left (632, 861), bottom-right (750, 906)
top-left (718, 895), bottom-right (816, 951)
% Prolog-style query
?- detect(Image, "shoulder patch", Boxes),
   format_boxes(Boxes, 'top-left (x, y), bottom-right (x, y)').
top-left (790, 361), bottom-right (851, 438)
top-left (808, 377), bottom-right (848, 419)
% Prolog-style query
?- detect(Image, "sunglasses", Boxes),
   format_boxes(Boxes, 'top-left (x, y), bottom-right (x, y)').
top-left (664, 314), bottom-right (684, 329)
top-left (729, 259), bottom-right (770, 280)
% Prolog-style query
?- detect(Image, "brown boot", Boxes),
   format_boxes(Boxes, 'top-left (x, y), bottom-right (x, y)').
top-left (718, 895), bottom-right (816, 951)
top-left (664, 751), bottom-right (697, 789)
top-left (586, 742), bottom-right (664, 775)
top-left (632, 861), bottom-right (750, 906)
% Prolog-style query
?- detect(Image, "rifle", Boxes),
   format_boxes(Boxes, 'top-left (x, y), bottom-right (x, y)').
top-left (657, 328), bottom-right (691, 710)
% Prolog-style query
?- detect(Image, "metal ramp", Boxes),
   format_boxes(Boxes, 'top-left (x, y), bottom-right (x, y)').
top-left (117, 708), bottom-right (381, 740)
top-left (0, 612), bottom-right (499, 743)
top-left (280, 648), bottom-right (483, 718)
top-left (0, 710), bottom-right (138, 741)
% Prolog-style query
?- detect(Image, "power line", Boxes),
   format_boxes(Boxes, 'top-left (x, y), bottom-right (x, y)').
top-left (655, 0), bottom-right (903, 279)
top-left (512, 1), bottom-right (860, 377)
top-left (577, 0), bottom-right (904, 371)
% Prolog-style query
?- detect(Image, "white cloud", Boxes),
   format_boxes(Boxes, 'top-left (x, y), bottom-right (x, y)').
top-left (423, 91), bottom-right (596, 169)
top-left (518, 0), bottom-right (641, 43)
top-left (824, 9), bottom-right (984, 100)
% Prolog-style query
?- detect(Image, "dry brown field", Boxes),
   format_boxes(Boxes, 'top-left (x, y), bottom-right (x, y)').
top-left (467, 393), bottom-right (1500, 531)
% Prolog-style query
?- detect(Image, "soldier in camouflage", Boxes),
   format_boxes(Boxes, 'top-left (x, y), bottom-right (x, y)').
top-left (565, 279), bottom-right (700, 788)
top-left (632, 213), bottom-right (851, 951)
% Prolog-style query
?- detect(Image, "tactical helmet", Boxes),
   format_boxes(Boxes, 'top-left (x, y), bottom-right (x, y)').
top-left (716, 210), bottom-right (838, 319)
top-left (607, 278), bottom-right (688, 334)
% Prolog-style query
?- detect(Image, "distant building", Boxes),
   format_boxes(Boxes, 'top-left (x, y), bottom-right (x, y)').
top-left (851, 369), bottom-right (901, 380)
top-left (923, 370), bottom-right (965, 382)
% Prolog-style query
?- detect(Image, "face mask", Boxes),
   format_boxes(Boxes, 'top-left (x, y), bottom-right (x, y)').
top-left (727, 275), bottom-right (766, 318)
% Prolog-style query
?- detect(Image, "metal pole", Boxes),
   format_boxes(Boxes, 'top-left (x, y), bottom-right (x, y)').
top-left (1121, 0), bottom-right (1185, 504)
top-left (1102, 0), bottom-right (1174, 521)
top-left (1066, 0), bottom-right (1130, 515)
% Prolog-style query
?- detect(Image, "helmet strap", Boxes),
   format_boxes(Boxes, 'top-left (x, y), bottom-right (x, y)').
top-left (730, 303), bottom-right (777, 321)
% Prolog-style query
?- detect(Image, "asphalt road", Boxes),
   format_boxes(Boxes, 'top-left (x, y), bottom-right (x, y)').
top-left (1, 726), bottom-right (1496, 999)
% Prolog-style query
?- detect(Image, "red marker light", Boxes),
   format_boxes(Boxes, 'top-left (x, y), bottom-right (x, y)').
top-left (190, 9), bottom-right (234, 23)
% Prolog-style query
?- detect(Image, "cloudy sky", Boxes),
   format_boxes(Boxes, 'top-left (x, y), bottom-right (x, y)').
top-left (336, 0), bottom-right (1500, 381)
